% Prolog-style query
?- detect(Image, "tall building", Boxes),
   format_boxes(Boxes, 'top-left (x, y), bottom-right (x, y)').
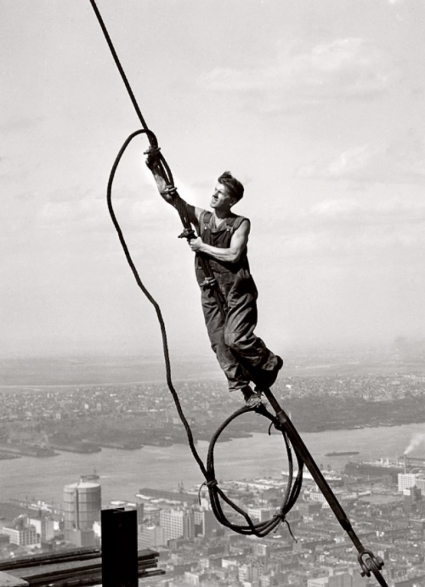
top-left (159, 508), bottom-right (194, 542)
top-left (193, 508), bottom-right (220, 538)
top-left (398, 473), bottom-right (418, 493)
top-left (63, 480), bottom-right (101, 547)
top-left (415, 477), bottom-right (425, 493)
top-left (28, 516), bottom-right (55, 542)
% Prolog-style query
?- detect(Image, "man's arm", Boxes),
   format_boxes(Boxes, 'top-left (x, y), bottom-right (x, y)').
top-left (145, 152), bottom-right (202, 221)
top-left (189, 219), bottom-right (250, 263)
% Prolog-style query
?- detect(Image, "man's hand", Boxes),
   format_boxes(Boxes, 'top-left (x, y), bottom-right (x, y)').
top-left (188, 237), bottom-right (204, 253)
top-left (144, 146), bottom-right (161, 171)
top-left (201, 276), bottom-right (217, 289)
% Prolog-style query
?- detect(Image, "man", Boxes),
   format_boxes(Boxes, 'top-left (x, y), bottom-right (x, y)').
top-left (146, 152), bottom-right (282, 406)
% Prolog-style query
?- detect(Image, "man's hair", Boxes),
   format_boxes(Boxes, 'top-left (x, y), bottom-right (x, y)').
top-left (218, 171), bottom-right (244, 203)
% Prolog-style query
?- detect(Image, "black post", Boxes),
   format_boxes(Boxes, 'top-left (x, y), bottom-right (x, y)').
top-left (101, 508), bottom-right (138, 587)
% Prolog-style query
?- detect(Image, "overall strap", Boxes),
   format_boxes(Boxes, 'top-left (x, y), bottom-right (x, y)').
top-left (225, 215), bottom-right (248, 235)
top-left (200, 210), bottom-right (213, 230)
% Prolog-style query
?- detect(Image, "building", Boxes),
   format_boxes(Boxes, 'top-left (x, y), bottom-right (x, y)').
top-left (63, 480), bottom-right (101, 547)
top-left (184, 571), bottom-right (204, 586)
top-left (238, 563), bottom-right (260, 583)
top-left (308, 569), bottom-right (364, 587)
top-left (247, 506), bottom-right (275, 523)
top-left (159, 508), bottom-right (194, 542)
top-left (398, 474), bottom-right (418, 493)
top-left (28, 516), bottom-right (55, 542)
top-left (3, 524), bottom-right (38, 546)
top-left (253, 542), bottom-right (269, 557)
top-left (298, 501), bottom-right (322, 515)
top-left (415, 477), bottom-right (425, 494)
top-left (193, 508), bottom-right (220, 538)
top-left (138, 524), bottom-right (166, 549)
top-left (345, 460), bottom-right (403, 483)
top-left (138, 487), bottom-right (198, 506)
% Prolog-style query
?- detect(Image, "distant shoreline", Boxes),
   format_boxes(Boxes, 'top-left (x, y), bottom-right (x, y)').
top-left (2, 349), bottom-right (425, 388)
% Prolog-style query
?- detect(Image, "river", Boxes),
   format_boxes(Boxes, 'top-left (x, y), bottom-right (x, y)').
top-left (1, 422), bottom-right (424, 508)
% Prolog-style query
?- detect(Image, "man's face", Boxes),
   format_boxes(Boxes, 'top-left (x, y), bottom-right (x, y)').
top-left (210, 183), bottom-right (235, 210)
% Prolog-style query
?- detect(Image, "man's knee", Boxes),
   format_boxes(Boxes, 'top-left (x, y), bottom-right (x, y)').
top-left (224, 331), bottom-right (246, 355)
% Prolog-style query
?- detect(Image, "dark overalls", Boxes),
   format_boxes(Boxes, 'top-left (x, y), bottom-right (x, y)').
top-left (194, 209), bottom-right (280, 393)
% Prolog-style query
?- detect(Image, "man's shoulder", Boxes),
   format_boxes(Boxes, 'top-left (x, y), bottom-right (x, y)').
top-left (231, 213), bottom-right (250, 230)
top-left (199, 209), bottom-right (211, 222)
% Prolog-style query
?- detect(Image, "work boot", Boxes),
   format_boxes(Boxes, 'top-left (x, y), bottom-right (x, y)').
top-left (257, 356), bottom-right (283, 390)
top-left (241, 386), bottom-right (263, 408)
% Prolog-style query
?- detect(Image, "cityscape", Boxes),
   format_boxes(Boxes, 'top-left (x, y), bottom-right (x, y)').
top-left (1, 350), bottom-right (425, 586)
top-left (2, 0), bottom-right (424, 585)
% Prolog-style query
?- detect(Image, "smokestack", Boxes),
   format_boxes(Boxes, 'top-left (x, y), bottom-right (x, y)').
top-left (404, 454), bottom-right (407, 474)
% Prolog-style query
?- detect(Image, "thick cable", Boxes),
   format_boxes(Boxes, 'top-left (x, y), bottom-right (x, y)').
top-left (106, 129), bottom-right (303, 536)
top-left (90, 2), bottom-right (390, 577)
top-left (88, 0), bottom-right (302, 537)
top-left (204, 404), bottom-right (304, 536)
top-left (89, 0), bottom-right (150, 136)
top-left (88, 0), bottom-right (226, 317)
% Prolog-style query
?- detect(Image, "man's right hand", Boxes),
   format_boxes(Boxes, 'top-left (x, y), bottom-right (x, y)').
top-left (201, 276), bottom-right (217, 289)
top-left (144, 146), bottom-right (161, 170)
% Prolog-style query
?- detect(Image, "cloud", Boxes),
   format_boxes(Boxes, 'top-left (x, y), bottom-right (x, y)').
top-left (299, 131), bottom-right (425, 184)
top-left (0, 154), bottom-right (31, 184)
top-left (311, 197), bottom-right (425, 226)
top-left (200, 38), bottom-right (401, 110)
top-left (277, 194), bottom-right (425, 258)
top-left (16, 182), bottom-right (171, 251)
top-left (0, 116), bottom-right (44, 133)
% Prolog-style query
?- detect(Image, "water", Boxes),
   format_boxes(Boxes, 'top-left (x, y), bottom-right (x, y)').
top-left (1, 422), bottom-right (424, 508)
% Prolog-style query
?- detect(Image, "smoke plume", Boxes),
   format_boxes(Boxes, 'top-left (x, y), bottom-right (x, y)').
top-left (404, 433), bottom-right (425, 455)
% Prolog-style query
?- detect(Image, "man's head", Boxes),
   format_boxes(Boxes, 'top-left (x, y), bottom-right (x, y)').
top-left (218, 171), bottom-right (244, 204)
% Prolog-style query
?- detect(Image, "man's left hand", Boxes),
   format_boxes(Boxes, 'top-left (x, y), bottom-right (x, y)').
top-left (188, 237), bottom-right (203, 253)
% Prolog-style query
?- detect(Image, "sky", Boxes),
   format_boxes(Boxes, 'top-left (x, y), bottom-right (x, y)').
top-left (1, 0), bottom-right (425, 358)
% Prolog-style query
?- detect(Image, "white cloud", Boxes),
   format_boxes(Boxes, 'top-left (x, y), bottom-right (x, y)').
top-left (299, 131), bottom-right (425, 184)
top-left (0, 116), bottom-right (44, 134)
top-left (278, 193), bottom-right (425, 259)
top-left (311, 197), bottom-right (425, 224)
top-left (200, 38), bottom-right (401, 109)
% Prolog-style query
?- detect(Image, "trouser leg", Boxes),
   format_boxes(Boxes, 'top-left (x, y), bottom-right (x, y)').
top-left (201, 290), bottom-right (251, 393)
top-left (224, 283), bottom-right (280, 387)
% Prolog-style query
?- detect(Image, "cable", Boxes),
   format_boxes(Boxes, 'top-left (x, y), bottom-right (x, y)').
top-left (88, 0), bottom-right (150, 135)
top-left (105, 129), bottom-right (302, 536)
top-left (88, 0), bottom-right (302, 537)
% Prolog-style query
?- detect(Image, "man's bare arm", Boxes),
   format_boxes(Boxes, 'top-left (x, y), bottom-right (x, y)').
top-left (189, 220), bottom-right (250, 263)
top-left (146, 153), bottom-right (202, 220)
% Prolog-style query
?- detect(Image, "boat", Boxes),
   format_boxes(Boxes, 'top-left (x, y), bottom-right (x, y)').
top-left (345, 458), bottom-right (403, 481)
top-left (80, 471), bottom-right (100, 482)
top-left (326, 451), bottom-right (360, 457)
top-left (0, 443), bottom-right (57, 458)
top-left (98, 440), bottom-right (142, 450)
top-left (282, 469), bottom-right (343, 487)
top-left (51, 442), bottom-right (101, 454)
